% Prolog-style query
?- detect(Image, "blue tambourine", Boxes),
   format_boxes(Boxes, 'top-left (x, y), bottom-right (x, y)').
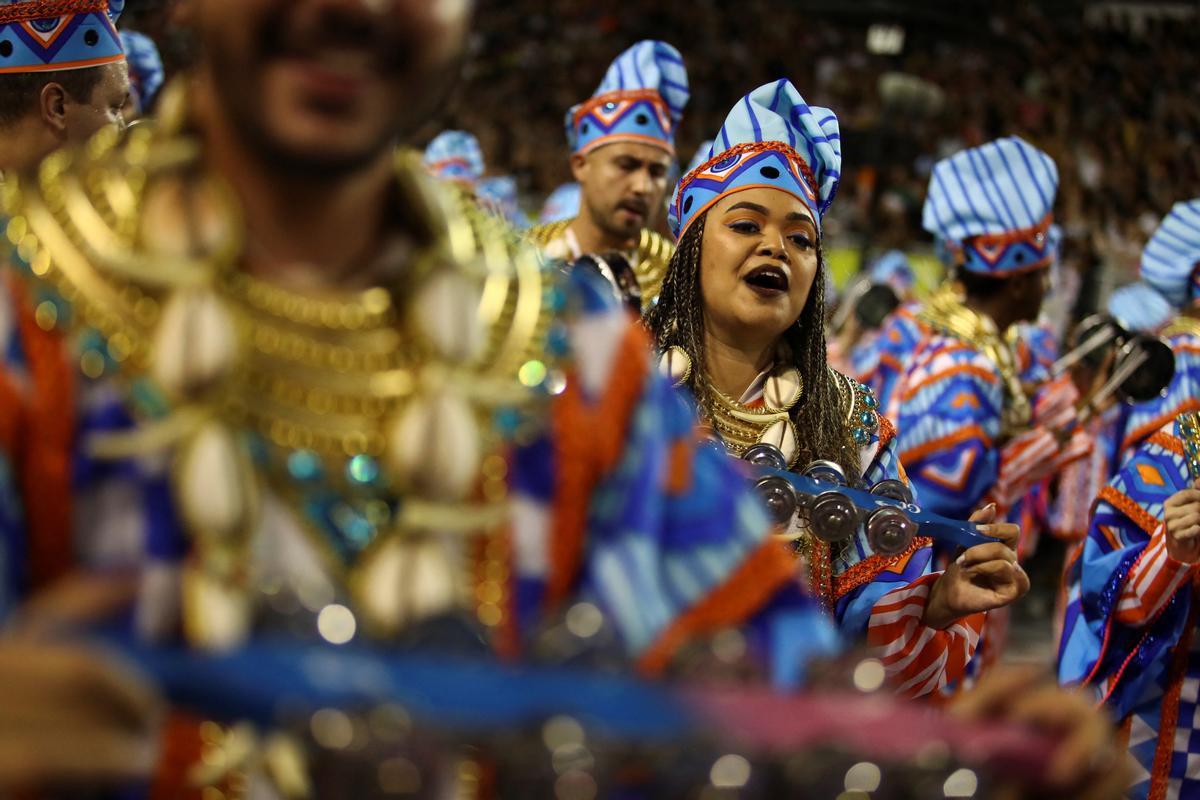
top-left (740, 444), bottom-right (997, 555)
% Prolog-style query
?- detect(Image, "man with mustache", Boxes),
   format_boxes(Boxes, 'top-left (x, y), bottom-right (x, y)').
top-left (528, 40), bottom-right (684, 311)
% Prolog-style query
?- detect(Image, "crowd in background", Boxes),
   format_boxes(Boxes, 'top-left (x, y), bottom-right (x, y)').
top-left (427, 0), bottom-right (1200, 315)
top-left (119, 0), bottom-right (1200, 316)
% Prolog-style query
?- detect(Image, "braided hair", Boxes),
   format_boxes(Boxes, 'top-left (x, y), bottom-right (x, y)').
top-left (644, 210), bottom-right (860, 480)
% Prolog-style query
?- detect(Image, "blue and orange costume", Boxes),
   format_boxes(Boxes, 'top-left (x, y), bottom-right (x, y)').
top-left (1059, 202), bottom-right (1200, 799)
top-left (1115, 201), bottom-right (1200, 462)
top-left (1050, 283), bottom-right (1174, 635)
top-left (663, 80), bottom-right (989, 699)
top-left (893, 138), bottom-right (1087, 527)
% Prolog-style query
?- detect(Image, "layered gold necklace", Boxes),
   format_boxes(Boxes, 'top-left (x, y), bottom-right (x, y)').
top-left (2, 84), bottom-right (558, 648)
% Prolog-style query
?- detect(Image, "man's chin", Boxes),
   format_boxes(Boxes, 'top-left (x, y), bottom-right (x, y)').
top-left (250, 122), bottom-right (394, 177)
top-left (604, 218), bottom-right (643, 242)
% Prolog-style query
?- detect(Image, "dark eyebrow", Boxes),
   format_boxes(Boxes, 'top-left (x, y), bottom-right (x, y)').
top-left (727, 201), bottom-right (769, 215)
top-left (727, 201), bottom-right (814, 225)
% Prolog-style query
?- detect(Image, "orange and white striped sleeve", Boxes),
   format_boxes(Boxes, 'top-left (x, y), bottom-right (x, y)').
top-left (866, 573), bottom-right (986, 698)
top-left (1114, 523), bottom-right (1198, 627)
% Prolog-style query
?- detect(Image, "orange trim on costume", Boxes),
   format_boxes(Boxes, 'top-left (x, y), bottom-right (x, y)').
top-left (577, 132), bottom-right (675, 157)
top-left (833, 536), bottom-right (933, 600)
top-left (1123, 399), bottom-right (1200, 452)
top-left (900, 364), bottom-right (997, 401)
top-left (1174, 342), bottom-right (1200, 357)
top-left (1148, 430), bottom-right (1185, 457)
top-left (636, 536), bottom-right (798, 676)
top-left (968, 213), bottom-right (1054, 249)
top-left (899, 423), bottom-right (992, 466)
top-left (573, 89), bottom-right (670, 129)
top-left (0, 0), bottom-right (103, 23)
top-left (664, 438), bottom-right (693, 495)
top-left (1098, 485), bottom-right (1162, 538)
top-left (877, 414), bottom-right (896, 450)
top-left (546, 323), bottom-right (650, 609)
top-left (1148, 601), bottom-right (1196, 800)
top-left (674, 140), bottom-right (821, 239)
top-left (675, 182), bottom-right (814, 241)
top-left (0, 54), bottom-right (124, 74)
top-left (878, 351), bottom-right (904, 370)
top-left (9, 276), bottom-right (75, 590)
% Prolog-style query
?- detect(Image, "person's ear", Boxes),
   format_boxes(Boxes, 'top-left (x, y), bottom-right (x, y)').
top-left (569, 151), bottom-right (589, 183)
top-left (39, 82), bottom-right (69, 135)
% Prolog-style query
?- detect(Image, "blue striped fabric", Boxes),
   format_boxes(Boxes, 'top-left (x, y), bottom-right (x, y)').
top-left (0, 0), bottom-right (124, 72)
top-left (669, 80), bottom-right (841, 238)
top-left (566, 40), bottom-right (689, 156)
top-left (1140, 199), bottom-right (1200, 309)
top-left (922, 137), bottom-right (1059, 276)
top-left (1108, 282), bottom-right (1173, 333)
top-left (422, 131), bottom-right (485, 186)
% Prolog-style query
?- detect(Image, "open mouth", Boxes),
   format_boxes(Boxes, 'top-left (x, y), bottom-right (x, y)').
top-left (743, 264), bottom-right (790, 294)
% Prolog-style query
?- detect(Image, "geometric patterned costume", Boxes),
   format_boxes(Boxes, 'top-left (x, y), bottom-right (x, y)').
top-left (858, 296), bottom-right (932, 418)
top-left (893, 138), bottom-right (1087, 523)
top-left (1059, 200), bottom-right (1200, 799)
top-left (1119, 200), bottom-right (1200, 459)
top-left (0, 0), bottom-right (130, 605)
top-left (1058, 413), bottom-right (1200, 799)
top-left (1051, 283), bottom-right (1176, 634)
top-left (664, 80), bottom-right (986, 699)
top-left (0, 0), bottom-right (125, 72)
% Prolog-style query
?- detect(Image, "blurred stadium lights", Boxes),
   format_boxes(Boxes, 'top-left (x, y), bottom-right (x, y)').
top-left (866, 24), bottom-right (905, 55)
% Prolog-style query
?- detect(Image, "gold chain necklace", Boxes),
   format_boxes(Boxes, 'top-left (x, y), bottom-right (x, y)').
top-left (919, 290), bottom-right (1031, 436)
top-left (703, 379), bottom-right (798, 456)
top-left (526, 216), bottom-right (674, 310)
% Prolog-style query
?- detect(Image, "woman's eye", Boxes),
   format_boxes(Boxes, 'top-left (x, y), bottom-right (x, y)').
top-left (789, 233), bottom-right (813, 249)
top-left (728, 220), bottom-right (759, 234)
